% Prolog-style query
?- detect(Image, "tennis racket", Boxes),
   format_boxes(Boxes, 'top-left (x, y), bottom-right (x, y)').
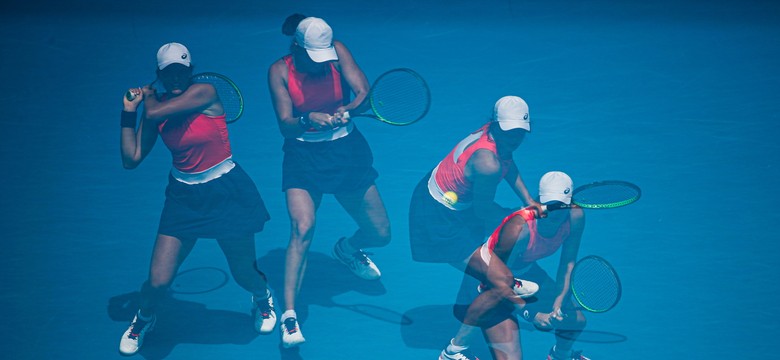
top-left (125, 72), bottom-right (244, 123)
top-left (544, 180), bottom-right (641, 212)
top-left (343, 68), bottom-right (431, 126)
top-left (569, 255), bottom-right (622, 313)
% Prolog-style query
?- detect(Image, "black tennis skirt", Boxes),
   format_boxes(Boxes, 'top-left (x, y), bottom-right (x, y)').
top-left (158, 163), bottom-right (270, 239)
top-left (282, 128), bottom-right (378, 194)
top-left (408, 172), bottom-right (486, 263)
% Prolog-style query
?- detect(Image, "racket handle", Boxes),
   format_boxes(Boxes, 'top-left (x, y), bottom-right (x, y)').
top-left (542, 203), bottom-right (572, 212)
top-left (125, 90), bottom-right (137, 101)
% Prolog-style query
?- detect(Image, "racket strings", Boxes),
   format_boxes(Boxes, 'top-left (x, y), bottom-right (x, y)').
top-left (193, 74), bottom-right (243, 123)
top-left (573, 181), bottom-right (641, 208)
top-left (571, 260), bottom-right (620, 312)
top-left (370, 71), bottom-right (430, 124)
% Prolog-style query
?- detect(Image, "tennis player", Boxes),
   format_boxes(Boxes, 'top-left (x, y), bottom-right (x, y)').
top-left (451, 171), bottom-right (590, 360)
top-left (117, 42), bottom-right (275, 356)
top-left (407, 96), bottom-right (543, 360)
top-left (267, 16), bottom-right (391, 348)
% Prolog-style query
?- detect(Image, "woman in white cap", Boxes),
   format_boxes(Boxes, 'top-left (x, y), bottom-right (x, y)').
top-left (117, 42), bottom-right (275, 356)
top-left (407, 95), bottom-right (543, 359)
top-left (267, 16), bottom-right (391, 348)
top-left (447, 171), bottom-right (590, 360)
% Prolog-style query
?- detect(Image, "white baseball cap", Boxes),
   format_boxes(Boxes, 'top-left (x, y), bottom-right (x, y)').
top-left (539, 171), bottom-right (573, 204)
top-left (494, 96), bottom-right (530, 131)
top-left (157, 42), bottom-right (191, 70)
top-left (295, 17), bottom-right (338, 63)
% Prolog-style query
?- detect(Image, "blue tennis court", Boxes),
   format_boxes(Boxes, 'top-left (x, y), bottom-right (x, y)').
top-left (2, 0), bottom-right (779, 358)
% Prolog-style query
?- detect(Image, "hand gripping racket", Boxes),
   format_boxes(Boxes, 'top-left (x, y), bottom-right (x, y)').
top-left (125, 72), bottom-right (244, 123)
top-left (343, 68), bottom-right (431, 126)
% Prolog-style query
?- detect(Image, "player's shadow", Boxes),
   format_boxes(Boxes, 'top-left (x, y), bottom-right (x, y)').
top-left (256, 247), bottom-right (389, 359)
top-left (401, 303), bottom-right (627, 356)
top-left (107, 291), bottom-right (258, 360)
top-left (256, 247), bottom-right (387, 323)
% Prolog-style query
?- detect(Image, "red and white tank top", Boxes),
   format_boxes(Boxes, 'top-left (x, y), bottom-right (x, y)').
top-left (284, 55), bottom-right (353, 142)
top-left (487, 208), bottom-right (571, 263)
top-left (428, 123), bottom-right (511, 210)
top-left (158, 112), bottom-right (232, 175)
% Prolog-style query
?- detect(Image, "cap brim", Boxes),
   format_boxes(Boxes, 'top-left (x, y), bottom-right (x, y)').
top-left (306, 47), bottom-right (338, 63)
top-left (540, 194), bottom-right (571, 205)
top-left (498, 119), bottom-right (530, 132)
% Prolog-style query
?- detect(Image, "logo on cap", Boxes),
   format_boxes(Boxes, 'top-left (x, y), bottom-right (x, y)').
top-left (564, 187), bottom-right (571, 194)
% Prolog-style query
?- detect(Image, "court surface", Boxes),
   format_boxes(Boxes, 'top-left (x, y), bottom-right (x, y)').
top-left (1, 0), bottom-right (779, 358)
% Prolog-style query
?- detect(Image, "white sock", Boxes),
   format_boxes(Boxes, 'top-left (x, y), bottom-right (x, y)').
top-left (281, 310), bottom-right (297, 323)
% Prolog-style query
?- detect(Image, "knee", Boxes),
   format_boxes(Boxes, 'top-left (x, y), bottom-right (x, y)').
top-left (290, 216), bottom-right (316, 241)
top-left (560, 310), bottom-right (587, 330)
top-left (491, 274), bottom-right (517, 300)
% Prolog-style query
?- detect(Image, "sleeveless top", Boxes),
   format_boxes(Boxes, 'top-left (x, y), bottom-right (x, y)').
top-left (428, 123), bottom-right (511, 210)
top-left (158, 112), bottom-right (231, 175)
top-left (284, 55), bottom-right (354, 142)
top-left (487, 208), bottom-right (571, 263)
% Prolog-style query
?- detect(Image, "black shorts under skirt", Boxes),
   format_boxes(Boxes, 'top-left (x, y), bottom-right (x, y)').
top-left (408, 172), bottom-right (486, 263)
top-left (282, 128), bottom-right (378, 195)
top-left (157, 163), bottom-right (270, 239)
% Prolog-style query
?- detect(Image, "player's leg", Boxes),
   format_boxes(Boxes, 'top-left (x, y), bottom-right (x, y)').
top-left (333, 184), bottom-right (390, 280)
top-left (483, 316), bottom-right (522, 360)
top-left (119, 234), bottom-right (195, 355)
top-left (280, 188), bottom-right (321, 347)
top-left (216, 233), bottom-right (276, 334)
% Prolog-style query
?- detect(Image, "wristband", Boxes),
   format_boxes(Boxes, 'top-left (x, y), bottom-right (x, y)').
top-left (298, 112), bottom-right (311, 129)
top-left (121, 110), bottom-right (137, 128)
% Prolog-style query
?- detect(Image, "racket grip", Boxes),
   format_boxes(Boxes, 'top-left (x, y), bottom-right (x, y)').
top-left (125, 90), bottom-right (137, 101)
top-left (544, 203), bottom-right (571, 212)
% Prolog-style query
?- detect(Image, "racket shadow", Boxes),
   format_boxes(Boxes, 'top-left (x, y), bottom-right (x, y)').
top-left (557, 329), bottom-right (628, 344)
top-left (326, 302), bottom-right (413, 325)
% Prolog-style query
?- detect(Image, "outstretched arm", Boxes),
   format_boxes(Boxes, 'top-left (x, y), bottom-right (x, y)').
top-left (551, 207), bottom-right (586, 316)
top-left (504, 160), bottom-right (544, 215)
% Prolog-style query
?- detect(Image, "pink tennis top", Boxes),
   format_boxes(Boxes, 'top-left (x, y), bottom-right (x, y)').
top-left (157, 112), bottom-right (231, 173)
top-left (431, 123), bottom-right (511, 206)
top-left (284, 55), bottom-right (344, 129)
top-left (487, 208), bottom-right (571, 263)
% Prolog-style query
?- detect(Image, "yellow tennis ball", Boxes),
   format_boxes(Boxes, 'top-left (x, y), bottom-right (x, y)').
top-left (443, 191), bottom-right (458, 206)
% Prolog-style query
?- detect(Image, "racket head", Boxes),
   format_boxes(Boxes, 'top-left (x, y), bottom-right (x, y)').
top-left (570, 255), bottom-right (622, 313)
top-left (571, 180), bottom-right (641, 209)
top-left (192, 72), bottom-right (244, 123)
top-left (367, 68), bottom-right (431, 126)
